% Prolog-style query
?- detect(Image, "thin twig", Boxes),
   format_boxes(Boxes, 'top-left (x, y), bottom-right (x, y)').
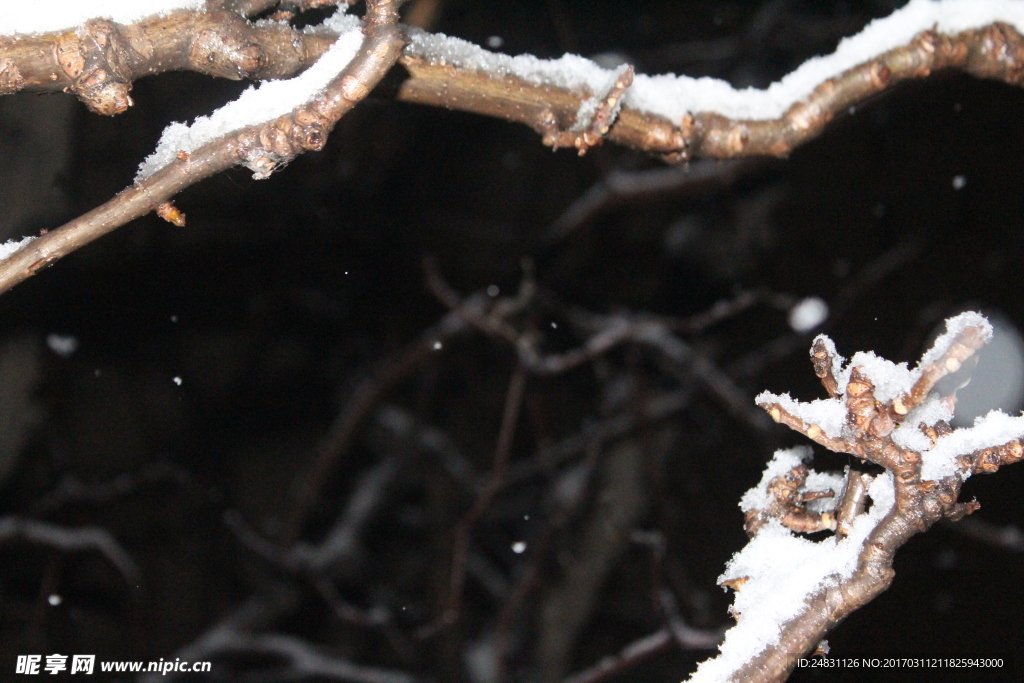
top-left (439, 363), bottom-right (527, 629)
top-left (284, 291), bottom-right (484, 543)
top-left (543, 159), bottom-right (764, 244)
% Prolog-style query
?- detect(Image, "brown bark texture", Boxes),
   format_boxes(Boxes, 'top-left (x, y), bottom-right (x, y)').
top-left (2, 6), bottom-right (1024, 298)
top-left (742, 319), bottom-right (1023, 683)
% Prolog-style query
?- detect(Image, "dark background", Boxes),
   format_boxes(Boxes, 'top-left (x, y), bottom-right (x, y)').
top-left (0, 1), bottom-right (1022, 681)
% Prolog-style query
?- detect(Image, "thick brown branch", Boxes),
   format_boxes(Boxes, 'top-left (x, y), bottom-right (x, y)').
top-left (0, 10), bottom-right (336, 114)
top-left (730, 507), bottom-right (909, 683)
top-left (396, 53), bottom-right (688, 159)
top-left (5, 8), bottom-right (1024, 159)
top-left (398, 23), bottom-right (1024, 161)
top-left (0, 1), bottom-right (406, 298)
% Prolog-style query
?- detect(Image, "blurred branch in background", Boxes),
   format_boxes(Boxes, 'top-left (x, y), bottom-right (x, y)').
top-left (0, 1), bottom-right (1022, 682)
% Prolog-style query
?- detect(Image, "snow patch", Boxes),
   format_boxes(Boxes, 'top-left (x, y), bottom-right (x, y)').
top-left (917, 310), bottom-right (992, 369)
top-left (0, 236), bottom-right (36, 261)
top-left (688, 470), bottom-right (894, 683)
top-left (891, 396), bottom-right (952, 451)
top-left (755, 391), bottom-right (846, 439)
top-left (739, 447), bottom-right (812, 513)
top-left (136, 14), bottom-right (363, 181)
top-left (406, 28), bottom-right (613, 96)
top-left (922, 409), bottom-right (1024, 480)
top-left (0, 0), bottom-right (203, 36)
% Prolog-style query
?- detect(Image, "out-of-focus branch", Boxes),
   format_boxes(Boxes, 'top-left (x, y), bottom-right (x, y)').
top-left (425, 264), bottom-right (772, 433)
top-left (0, 516), bottom-right (141, 590)
top-left (145, 583), bottom-right (419, 683)
top-left (542, 159), bottom-right (766, 244)
top-left (943, 516), bottom-right (1024, 553)
top-left (562, 623), bottom-right (720, 683)
top-left (442, 363), bottom-right (527, 628)
top-left (283, 288), bottom-right (488, 543)
top-left (195, 632), bottom-right (420, 683)
top-left (143, 584), bottom-right (301, 683)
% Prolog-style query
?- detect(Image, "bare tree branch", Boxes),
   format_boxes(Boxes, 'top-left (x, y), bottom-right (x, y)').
top-left (0, 515), bottom-right (142, 591)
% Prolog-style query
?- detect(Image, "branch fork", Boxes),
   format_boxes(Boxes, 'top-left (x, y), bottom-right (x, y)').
top-left (691, 312), bottom-right (1024, 683)
top-left (539, 65), bottom-right (634, 155)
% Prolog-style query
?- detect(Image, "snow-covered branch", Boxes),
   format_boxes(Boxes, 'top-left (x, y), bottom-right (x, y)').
top-left (688, 312), bottom-right (1024, 683)
top-left (0, 0), bottom-right (404, 297)
top-left (4, 2), bottom-right (1024, 151)
top-left (3, 1), bottom-right (1024, 298)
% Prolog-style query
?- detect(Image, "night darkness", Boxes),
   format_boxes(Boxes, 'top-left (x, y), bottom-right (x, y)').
top-left (0, 2), bottom-right (1022, 682)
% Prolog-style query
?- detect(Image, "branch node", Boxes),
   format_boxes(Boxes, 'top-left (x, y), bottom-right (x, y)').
top-left (156, 201), bottom-right (186, 227)
top-left (540, 65), bottom-right (634, 155)
top-left (0, 57), bottom-right (25, 94)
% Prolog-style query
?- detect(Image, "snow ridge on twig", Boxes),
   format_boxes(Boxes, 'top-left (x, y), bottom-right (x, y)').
top-left (136, 13), bottom-right (364, 181)
top-left (0, 0), bottom-right (204, 36)
top-left (629, 0), bottom-right (1024, 121)
top-left (689, 452), bottom-right (894, 683)
top-left (409, 0), bottom-right (1024, 122)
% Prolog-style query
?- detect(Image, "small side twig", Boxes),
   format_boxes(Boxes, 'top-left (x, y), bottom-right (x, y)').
top-left (540, 65), bottom-right (634, 155)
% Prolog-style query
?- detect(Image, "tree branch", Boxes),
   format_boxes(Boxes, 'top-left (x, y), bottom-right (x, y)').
top-left (0, 0), bottom-right (406, 297)
top-left (694, 312), bottom-right (1024, 683)
top-left (4, 5), bottom-right (1024, 299)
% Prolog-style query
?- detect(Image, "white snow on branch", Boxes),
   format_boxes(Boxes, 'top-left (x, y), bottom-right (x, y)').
top-left (737, 447), bottom-right (846, 515)
top-left (136, 13), bottom-right (363, 181)
top-left (630, 0), bottom-right (1024, 121)
top-left (410, 0), bottom-right (1024, 123)
top-left (0, 0), bottom-right (203, 36)
top-left (759, 313), bottom-right (994, 449)
top-left (688, 465), bottom-right (895, 683)
top-left (754, 391), bottom-right (847, 439)
top-left (922, 409), bottom-right (1024, 480)
top-left (0, 236), bottom-right (36, 262)
top-left (738, 447), bottom-right (812, 513)
top-left (891, 396), bottom-right (952, 451)
top-left (917, 309), bottom-right (993, 368)
top-left (406, 27), bottom-right (615, 99)
top-left (838, 350), bottom-right (914, 404)
top-left (573, 64), bottom-right (631, 132)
